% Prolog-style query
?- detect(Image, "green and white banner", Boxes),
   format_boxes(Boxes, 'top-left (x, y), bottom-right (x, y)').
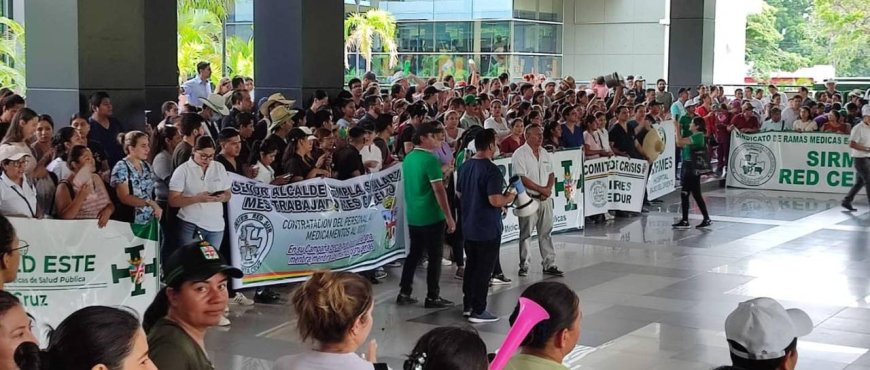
top-left (6, 219), bottom-right (159, 340)
top-left (227, 166), bottom-right (406, 288)
top-left (727, 131), bottom-right (861, 193)
top-left (646, 120), bottom-right (677, 200)
top-left (583, 156), bottom-right (649, 216)
top-left (493, 148), bottom-right (585, 241)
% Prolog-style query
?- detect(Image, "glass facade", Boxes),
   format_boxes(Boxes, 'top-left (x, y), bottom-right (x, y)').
top-left (348, 0), bottom-right (563, 81)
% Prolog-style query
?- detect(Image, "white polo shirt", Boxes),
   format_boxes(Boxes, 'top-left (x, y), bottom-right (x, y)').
top-left (511, 143), bottom-right (554, 196)
top-left (169, 159), bottom-right (231, 232)
top-left (0, 173), bottom-right (37, 218)
top-left (849, 122), bottom-right (870, 159)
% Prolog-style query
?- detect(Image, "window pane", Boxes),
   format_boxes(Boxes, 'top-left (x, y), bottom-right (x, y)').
top-left (396, 23), bottom-right (435, 52)
top-left (539, 23), bottom-right (561, 54)
top-left (479, 54), bottom-right (510, 78)
top-left (433, 54), bottom-right (474, 81)
top-left (513, 22), bottom-right (561, 54)
top-left (434, 22), bottom-right (472, 53)
top-left (510, 55), bottom-right (560, 77)
top-left (538, 0), bottom-right (563, 22)
top-left (480, 21), bottom-right (511, 53)
top-left (513, 0), bottom-right (537, 20)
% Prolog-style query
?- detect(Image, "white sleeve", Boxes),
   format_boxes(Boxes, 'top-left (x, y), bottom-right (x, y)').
top-left (168, 166), bottom-right (186, 192)
top-left (511, 151), bottom-right (527, 177)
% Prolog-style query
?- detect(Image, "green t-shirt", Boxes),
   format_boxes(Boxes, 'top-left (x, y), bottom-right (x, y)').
top-left (504, 354), bottom-right (569, 370)
top-left (682, 132), bottom-right (706, 160)
top-left (147, 318), bottom-right (214, 370)
top-left (678, 114), bottom-right (693, 138)
top-left (402, 148), bottom-right (445, 226)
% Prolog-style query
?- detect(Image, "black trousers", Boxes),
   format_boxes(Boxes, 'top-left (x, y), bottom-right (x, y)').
top-left (680, 169), bottom-right (710, 221)
top-left (463, 238), bottom-right (501, 314)
top-left (445, 180), bottom-right (464, 266)
top-left (400, 221), bottom-right (445, 299)
top-left (845, 157), bottom-right (870, 205)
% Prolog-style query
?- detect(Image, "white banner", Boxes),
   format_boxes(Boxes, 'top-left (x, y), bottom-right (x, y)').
top-left (646, 121), bottom-right (677, 200)
top-left (727, 131), bottom-right (861, 194)
top-left (583, 156), bottom-right (649, 216)
top-left (493, 149), bottom-right (585, 241)
top-left (6, 219), bottom-right (160, 340)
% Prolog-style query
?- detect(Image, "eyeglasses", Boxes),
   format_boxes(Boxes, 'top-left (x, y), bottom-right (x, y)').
top-left (195, 152), bottom-right (215, 161)
top-left (2, 159), bottom-right (25, 168)
top-left (9, 240), bottom-right (29, 256)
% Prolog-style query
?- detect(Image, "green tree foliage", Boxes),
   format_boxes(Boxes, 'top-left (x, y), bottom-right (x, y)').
top-left (745, 3), bottom-right (809, 78)
top-left (177, 0), bottom-right (254, 84)
top-left (0, 17), bottom-right (24, 92)
top-left (812, 0), bottom-right (870, 77)
top-left (344, 10), bottom-right (399, 74)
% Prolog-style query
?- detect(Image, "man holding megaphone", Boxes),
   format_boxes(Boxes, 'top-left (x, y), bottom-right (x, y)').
top-left (456, 129), bottom-right (517, 323)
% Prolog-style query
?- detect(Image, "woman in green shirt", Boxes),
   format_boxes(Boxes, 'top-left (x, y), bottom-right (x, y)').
top-left (673, 117), bottom-right (712, 229)
top-left (504, 282), bottom-right (581, 370)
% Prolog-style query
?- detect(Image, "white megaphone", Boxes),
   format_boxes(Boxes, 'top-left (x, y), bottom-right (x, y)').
top-left (507, 175), bottom-right (539, 218)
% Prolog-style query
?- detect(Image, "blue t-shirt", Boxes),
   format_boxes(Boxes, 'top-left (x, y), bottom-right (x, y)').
top-left (456, 158), bottom-right (505, 242)
top-left (88, 117), bottom-right (125, 167)
top-left (560, 123), bottom-right (585, 149)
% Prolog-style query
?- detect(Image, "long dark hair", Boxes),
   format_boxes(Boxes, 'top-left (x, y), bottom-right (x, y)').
top-left (0, 214), bottom-right (15, 254)
top-left (149, 124), bottom-right (179, 162)
top-left (51, 127), bottom-right (79, 162)
top-left (2, 108), bottom-right (39, 144)
top-left (405, 326), bottom-right (489, 370)
top-left (15, 306), bottom-right (141, 370)
top-left (509, 281), bottom-right (580, 349)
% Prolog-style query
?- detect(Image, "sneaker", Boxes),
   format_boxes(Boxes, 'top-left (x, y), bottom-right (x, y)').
top-left (518, 266), bottom-right (529, 277)
top-left (672, 220), bottom-right (691, 229)
top-left (396, 294), bottom-right (418, 306)
top-left (374, 269), bottom-right (388, 280)
top-left (696, 219), bottom-right (713, 228)
top-left (384, 260), bottom-right (403, 268)
top-left (842, 201), bottom-right (857, 212)
top-left (424, 297), bottom-right (454, 308)
top-left (491, 274), bottom-right (511, 285)
top-left (463, 309), bottom-right (472, 317)
top-left (230, 293), bottom-right (255, 306)
top-left (455, 267), bottom-right (465, 280)
top-left (218, 315), bottom-right (231, 327)
top-left (441, 258), bottom-right (453, 266)
top-left (254, 288), bottom-right (280, 304)
top-left (468, 310), bottom-right (500, 323)
top-left (543, 266), bottom-right (565, 277)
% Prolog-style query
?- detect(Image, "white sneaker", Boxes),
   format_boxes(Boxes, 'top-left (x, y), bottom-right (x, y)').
top-left (230, 293), bottom-right (255, 306)
top-left (441, 258), bottom-right (453, 266)
top-left (219, 315), bottom-right (231, 326)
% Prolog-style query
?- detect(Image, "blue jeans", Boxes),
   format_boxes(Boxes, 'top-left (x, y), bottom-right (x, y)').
top-left (176, 220), bottom-right (224, 253)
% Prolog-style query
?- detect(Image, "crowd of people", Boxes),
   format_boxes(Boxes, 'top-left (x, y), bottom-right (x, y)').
top-left (0, 61), bottom-right (866, 370)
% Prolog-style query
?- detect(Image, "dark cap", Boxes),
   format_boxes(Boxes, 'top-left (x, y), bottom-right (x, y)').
top-left (678, 87), bottom-right (691, 95)
top-left (348, 126), bottom-right (368, 139)
top-left (164, 241), bottom-right (242, 287)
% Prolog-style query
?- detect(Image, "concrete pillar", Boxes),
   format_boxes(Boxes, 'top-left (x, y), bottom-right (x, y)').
top-left (253, 0), bottom-right (345, 105)
top-left (24, 0), bottom-right (177, 129)
top-left (667, 0), bottom-right (716, 91)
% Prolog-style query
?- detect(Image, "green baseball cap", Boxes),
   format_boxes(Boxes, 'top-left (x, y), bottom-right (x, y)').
top-left (463, 94), bottom-right (480, 106)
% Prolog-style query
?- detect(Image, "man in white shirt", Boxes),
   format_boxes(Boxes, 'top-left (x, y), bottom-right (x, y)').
top-left (781, 96), bottom-right (800, 126)
top-left (765, 85), bottom-right (788, 110)
top-left (511, 124), bottom-right (563, 277)
top-left (760, 107), bottom-right (790, 132)
top-left (181, 62), bottom-right (213, 108)
top-left (670, 88), bottom-right (689, 122)
top-left (750, 89), bottom-right (766, 118)
top-left (842, 106), bottom-right (870, 211)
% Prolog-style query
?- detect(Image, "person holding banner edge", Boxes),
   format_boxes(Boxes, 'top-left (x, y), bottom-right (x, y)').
top-left (398, 121), bottom-right (456, 309)
top-left (841, 106), bottom-right (870, 211)
top-left (456, 128), bottom-right (516, 323)
top-left (674, 117), bottom-right (712, 229)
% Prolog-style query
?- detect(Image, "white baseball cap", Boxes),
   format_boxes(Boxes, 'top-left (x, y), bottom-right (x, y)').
top-left (0, 145), bottom-right (31, 162)
top-left (862, 104), bottom-right (870, 117)
top-left (725, 297), bottom-right (813, 360)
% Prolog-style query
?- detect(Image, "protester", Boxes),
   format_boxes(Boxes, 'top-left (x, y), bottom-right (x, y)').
top-left (273, 271), bottom-right (387, 370)
top-left (181, 62), bottom-right (213, 107)
top-left (250, 139), bottom-right (285, 184)
top-left (841, 106), bottom-right (870, 211)
top-left (512, 124), bottom-right (563, 277)
top-left (373, 117), bottom-right (395, 168)
top-left (144, 241), bottom-right (242, 367)
top-left (172, 113), bottom-right (205, 171)
top-left (761, 107), bottom-right (790, 132)
top-left (673, 117), bottom-right (712, 229)
top-left (283, 127), bottom-right (330, 183)
top-left (504, 281), bottom-right (582, 370)
top-left (792, 106), bottom-right (818, 132)
top-left (151, 125), bottom-right (181, 208)
top-left (639, 114), bottom-right (664, 164)
top-left (169, 136), bottom-right (231, 249)
top-left (359, 128), bottom-right (383, 173)
top-left (0, 291), bottom-right (37, 370)
top-left (559, 105), bottom-right (584, 149)
top-left (86, 92), bottom-right (125, 166)
top-left (670, 88), bottom-right (689, 121)
top-left (0, 147), bottom-right (38, 218)
top-left (722, 298), bottom-right (812, 370)
top-left (16, 306), bottom-right (155, 370)
top-left (1, 109), bottom-right (39, 175)
top-left (54, 145), bottom-right (113, 225)
top-left (403, 327), bottom-right (489, 370)
top-left (107, 131), bottom-right (161, 225)
top-left (732, 103), bottom-right (761, 134)
top-left (47, 127), bottom-right (84, 182)
top-left (609, 105), bottom-right (644, 159)
top-left (0, 95), bottom-right (24, 140)
top-left (499, 118), bottom-right (526, 155)
top-left (71, 113), bottom-right (110, 175)
top-left (334, 127), bottom-right (370, 180)
top-left (264, 106), bottom-right (296, 176)
top-left (398, 121), bottom-right (456, 308)
top-left (457, 129), bottom-right (515, 322)
top-left (30, 115), bottom-right (57, 213)
top-left (542, 121), bottom-right (563, 152)
top-left (821, 110), bottom-right (850, 134)
top-left (157, 101), bottom-right (179, 129)
top-left (396, 103), bottom-right (428, 159)
top-left (484, 100), bottom-right (510, 140)
top-left (215, 128), bottom-right (243, 175)
top-left (0, 214), bottom-right (26, 289)
top-left (460, 95), bottom-right (483, 129)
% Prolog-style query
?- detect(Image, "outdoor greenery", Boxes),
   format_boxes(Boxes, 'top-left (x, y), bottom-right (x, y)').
top-left (0, 17), bottom-right (25, 92)
top-left (177, 0), bottom-right (253, 83)
top-left (746, 0), bottom-right (870, 78)
top-left (344, 9), bottom-right (399, 76)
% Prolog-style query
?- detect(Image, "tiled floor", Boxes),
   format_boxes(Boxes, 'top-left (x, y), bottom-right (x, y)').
top-left (207, 186), bottom-right (870, 369)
